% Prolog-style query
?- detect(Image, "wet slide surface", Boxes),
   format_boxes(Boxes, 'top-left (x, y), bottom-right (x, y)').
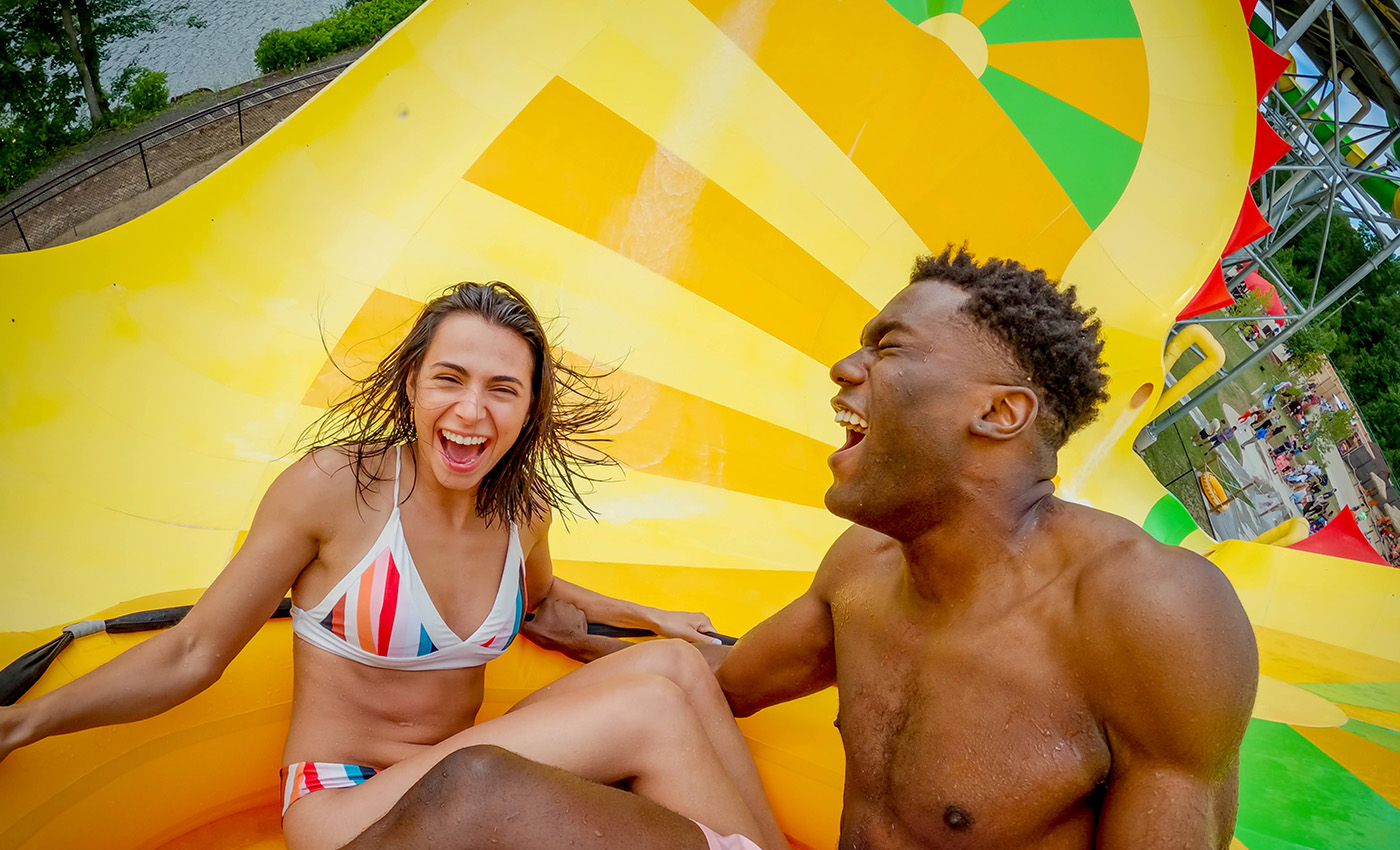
top-left (0, 1), bottom-right (1395, 848)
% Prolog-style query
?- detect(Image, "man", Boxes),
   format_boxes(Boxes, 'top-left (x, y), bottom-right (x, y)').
top-left (349, 246), bottom-right (1259, 849)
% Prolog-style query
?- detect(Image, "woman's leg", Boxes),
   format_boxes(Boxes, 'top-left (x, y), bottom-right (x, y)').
top-left (507, 640), bottom-right (783, 849)
top-left (282, 672), bottom-right (785, 850)
top-left (342, 745), bottom-right (718, 850)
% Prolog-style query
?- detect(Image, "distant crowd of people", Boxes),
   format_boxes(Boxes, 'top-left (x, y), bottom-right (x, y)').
top-left (1191, 381), bottom-right (1343, 533)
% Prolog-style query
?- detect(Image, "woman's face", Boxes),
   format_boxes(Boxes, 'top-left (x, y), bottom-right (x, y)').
top-left (408, 313), bottom-right (535, 493)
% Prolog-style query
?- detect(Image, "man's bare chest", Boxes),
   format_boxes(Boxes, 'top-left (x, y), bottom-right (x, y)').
top-left (832, 604), bottom-right (1111, 848)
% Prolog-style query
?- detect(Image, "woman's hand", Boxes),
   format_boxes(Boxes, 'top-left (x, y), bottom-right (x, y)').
top-left (649, 609), bottom-right (721, 645)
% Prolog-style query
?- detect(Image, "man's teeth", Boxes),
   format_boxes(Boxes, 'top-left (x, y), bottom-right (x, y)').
top-left (834, 410), bottom-right (869, 433)
top-left (441, 431), bottom-right (487, 446)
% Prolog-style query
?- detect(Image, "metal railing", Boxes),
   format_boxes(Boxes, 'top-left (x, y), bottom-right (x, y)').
top-left (1, 61), bottom-right (351, 253)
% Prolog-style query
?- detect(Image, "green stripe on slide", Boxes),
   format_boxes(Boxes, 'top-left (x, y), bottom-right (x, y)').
top-left (1236, 719), bottom-right (1400, 850)
top-left (979, 66), bottom-right (1141, 228)
top-left (979, 0), bottom-right (1140, 45)
top-left (1141, 493), bottom-right (1199, 545)
top-left (883, 1), bottom-right (963, 25)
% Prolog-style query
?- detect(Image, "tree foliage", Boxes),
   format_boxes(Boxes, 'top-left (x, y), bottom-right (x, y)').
top-left (255, 0), bottom-right (423, 75)
top-left (1310, 408), bottom-right (1358, 454)
top-left (123, 67), bottom-right (167, 112)
top-left (1226, 288), bottom-right (1269, 318)
top-left (0, 0), bottom-right (180, 195)
top-left (1284, 319), bottom-right (1337, 379)
top-left (0, 2), bottom-right (85, 192)
top-left (1269, 208), bottom-right (1400, 469)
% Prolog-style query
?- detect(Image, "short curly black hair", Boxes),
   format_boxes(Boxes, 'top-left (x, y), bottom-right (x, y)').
top-left (911, 244), bottom-right (1109, 449)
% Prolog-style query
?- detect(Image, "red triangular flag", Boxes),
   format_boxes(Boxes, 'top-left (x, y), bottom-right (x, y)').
top-left (1177, 262), bottom-right (1235, 321)
top-left (1250, 113), bottom-right (1292, 183)
top-left (1285, 506), bottom-right (1389, 565)
top-left (1223, 192), bottom-right (1274, 256)
top-left (1250, 33), bottom-right (1290, 103)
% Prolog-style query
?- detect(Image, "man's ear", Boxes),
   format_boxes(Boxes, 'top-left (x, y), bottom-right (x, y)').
top-left (970, 386), bottom-right (1038, 441)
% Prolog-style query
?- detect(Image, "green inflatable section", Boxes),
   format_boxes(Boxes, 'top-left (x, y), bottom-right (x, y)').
top-left (1297, 681), bottom-right (1400, 713)
top-left (1237, 719), bottom-right (1400, 850)
top-left (1141, 493), bottom-right (1200, 546)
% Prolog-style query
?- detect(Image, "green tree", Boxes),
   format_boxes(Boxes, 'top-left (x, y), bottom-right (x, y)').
top-left (1284, 319), bottom-right (1337, 379)
top-left (1226, 288), bottom-right (1269, 318)
top-left (0, 0), bottom-right (85, 192)
top-left (1279, 207), bottom-right (1375, 301)
top-left (0, 0), bottom-right (189, 194)
top-left (55, 0), bottom-right (169, 126)
top-left (1366, 387), bottom-right (1400, 471)
top-left (1261, 209), bottom-right (1400, 470)
top-left (1310, 408), bottom-right (1358, 454)
top-left (0, 1), bottom-right (177, 129)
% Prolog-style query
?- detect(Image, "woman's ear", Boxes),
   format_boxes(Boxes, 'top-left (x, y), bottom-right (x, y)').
top-left (969, 386), bottom-right (1039, 441)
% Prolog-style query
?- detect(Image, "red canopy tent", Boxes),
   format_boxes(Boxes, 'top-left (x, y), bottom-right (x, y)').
top-left (1243, 272), bottom-right (1286, 329)
top-left (1285, 506), bottom-right (1389, 566)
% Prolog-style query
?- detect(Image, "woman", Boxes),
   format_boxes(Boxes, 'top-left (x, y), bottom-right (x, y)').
top-left (0, 282), bottom-right (785, 850)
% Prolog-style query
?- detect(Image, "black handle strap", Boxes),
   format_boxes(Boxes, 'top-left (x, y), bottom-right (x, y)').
top-left (2, 599), bottom-right (733, 705)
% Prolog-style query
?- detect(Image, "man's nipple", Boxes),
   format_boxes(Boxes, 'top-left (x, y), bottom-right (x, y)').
top-left (944, 805), bottom-right (973, 831)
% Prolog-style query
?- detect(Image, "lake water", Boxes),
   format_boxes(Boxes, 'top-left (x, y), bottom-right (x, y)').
top-left (104, 0), bottom-right (346, 96)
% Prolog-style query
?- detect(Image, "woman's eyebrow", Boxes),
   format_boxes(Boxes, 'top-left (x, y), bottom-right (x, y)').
top-left (430, 361), bottom-right (525, 386)
top-left (430, 360), bottom-right (468, 375)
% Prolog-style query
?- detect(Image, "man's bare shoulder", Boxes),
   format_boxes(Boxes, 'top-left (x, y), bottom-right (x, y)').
top-left (813, 524), bottom-right (901, 595)
top-left (1055, 502), bottom-right (1257, 756)
top-left (1060, 505), bottom-right (1247, 637)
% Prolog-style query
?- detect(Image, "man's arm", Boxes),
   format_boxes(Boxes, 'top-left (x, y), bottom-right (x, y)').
top-left (716, 525), bottom-right (880, 716)
top-left (1084, 543), bottom-right (1258, 849)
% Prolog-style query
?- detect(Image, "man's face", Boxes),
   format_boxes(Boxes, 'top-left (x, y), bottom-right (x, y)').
top-left (825, 281), bottom-right (1018, 537)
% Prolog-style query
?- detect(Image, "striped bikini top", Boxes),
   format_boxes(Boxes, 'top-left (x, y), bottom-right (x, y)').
top-left (290, 446), bottom-right (526, 670)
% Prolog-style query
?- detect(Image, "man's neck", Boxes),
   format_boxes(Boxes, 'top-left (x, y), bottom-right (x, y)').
top-left (897, 474), bottom-right (1059, 609)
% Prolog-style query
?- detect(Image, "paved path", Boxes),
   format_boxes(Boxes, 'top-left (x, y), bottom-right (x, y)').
top-left (1317, 443), bottom-right (1389, 548)
top-left (1189, 400), bottom-right (1387, 550)
top-left (1182, 403), bottom-right (1298, 540)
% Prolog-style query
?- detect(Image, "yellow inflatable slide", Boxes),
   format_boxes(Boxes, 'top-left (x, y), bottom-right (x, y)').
top-left (0, 1), bottom-right (1396, 848)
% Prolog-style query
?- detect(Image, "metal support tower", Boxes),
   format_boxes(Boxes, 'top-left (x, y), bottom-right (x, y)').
top-left (1139, 0), bottom-right (1400, 444)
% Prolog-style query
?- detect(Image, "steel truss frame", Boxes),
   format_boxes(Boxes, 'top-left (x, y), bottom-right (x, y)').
top-left (1142, 0), bottom-right (1400, 440)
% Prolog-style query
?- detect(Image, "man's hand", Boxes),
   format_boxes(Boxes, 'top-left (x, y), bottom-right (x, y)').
top-left (0, 706), bottom-right (27, 764)
top-left (521, 597), bottom-right (590, 654)
top-left (650, 609), bottom-right (722, 645)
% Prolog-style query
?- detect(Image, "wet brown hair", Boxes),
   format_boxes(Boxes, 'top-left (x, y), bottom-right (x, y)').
top-left (300, 281), bottom-right (618, 526)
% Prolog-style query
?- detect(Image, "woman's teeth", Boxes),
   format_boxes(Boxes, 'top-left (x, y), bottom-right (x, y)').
top-left (441, 430), bottom-right (487, 445)
top-left (834, 410), bottom-right (869, 433)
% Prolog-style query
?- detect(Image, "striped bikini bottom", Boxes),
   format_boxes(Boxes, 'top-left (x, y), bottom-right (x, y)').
top-left (280, 760), bottom-right (761, 850)
top-left (281, 761), bottom-right (378, 815)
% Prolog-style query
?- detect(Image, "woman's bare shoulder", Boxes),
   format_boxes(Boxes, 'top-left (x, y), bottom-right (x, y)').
top-left (517, 504), bottom-right (553, 551)
top-left (270, 445), bottom-right (397, 525)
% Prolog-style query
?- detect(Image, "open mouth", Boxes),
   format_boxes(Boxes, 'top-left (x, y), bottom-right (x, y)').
top-left (439, 429), bottom-right (488, 472)
top-left (834, 408), bottom-right (869, 453)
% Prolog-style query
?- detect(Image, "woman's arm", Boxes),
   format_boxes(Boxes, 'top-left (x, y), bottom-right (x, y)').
top-left (0, 454), bottom-right (332, 761)
top-left (519, 515), bottom-right (720, 656)
top-left (547, 578), bottom-right (718, 642)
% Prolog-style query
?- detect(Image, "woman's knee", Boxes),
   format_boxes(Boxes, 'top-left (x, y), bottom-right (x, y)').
top-left (626, 639), bottom-right (717, 697)
top-left (607, 672), bottom-right (705, 732)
